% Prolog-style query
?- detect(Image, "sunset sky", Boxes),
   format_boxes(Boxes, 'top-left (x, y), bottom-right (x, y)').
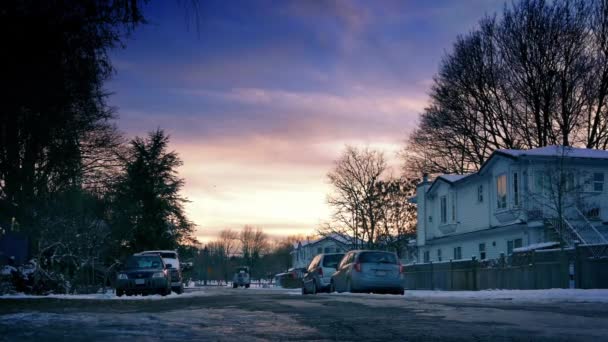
top-left (107, 0), bottom-right (505, 243)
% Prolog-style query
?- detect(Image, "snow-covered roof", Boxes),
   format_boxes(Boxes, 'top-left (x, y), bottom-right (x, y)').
top-left (426, 173), bottom-right (474, 193)
top-left (438, 174), bottom-right (473, 183)
top-left (292, 233), bottom-right (353, 250)
top-left (497, 145), bottom-right (608, 160)
top-left (425, 145), bottom-right (608, 194)
top-left (512, 241), bottom-right (559, 253)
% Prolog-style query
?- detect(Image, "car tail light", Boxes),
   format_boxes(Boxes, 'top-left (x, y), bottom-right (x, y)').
top-left (399, 262), bottom-right (404, 274)
top-left (353, 262), bottom-right (361, 272)
top-left (317, 267), bottom-right (323, 276)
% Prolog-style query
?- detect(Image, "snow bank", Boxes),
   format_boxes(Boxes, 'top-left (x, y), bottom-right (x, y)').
top-left (0, 289), bottom-right (209, 301)
top-left (402, 289), bottom-right (608, 303)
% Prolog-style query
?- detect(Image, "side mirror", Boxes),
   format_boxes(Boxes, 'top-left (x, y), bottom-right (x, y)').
top-left (165, 263), bottom-right (172, 269)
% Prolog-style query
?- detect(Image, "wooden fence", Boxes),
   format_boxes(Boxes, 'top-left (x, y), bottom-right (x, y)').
top-left (403, 245), bottom-right (608, 290)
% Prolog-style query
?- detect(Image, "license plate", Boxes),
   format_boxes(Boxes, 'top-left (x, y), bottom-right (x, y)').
top-left (375, 271), bottom-right (387, 276)
top-left (135, 279), bottom-right (145, 285)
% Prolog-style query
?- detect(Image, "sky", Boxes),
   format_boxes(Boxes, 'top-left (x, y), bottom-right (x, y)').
top-left (107, 0), bottom-right (506, 243)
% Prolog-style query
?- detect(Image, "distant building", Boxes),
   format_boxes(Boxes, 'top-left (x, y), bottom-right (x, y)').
top-left (291, 234), bottom-right (352, 269)
top-left (414, 145), bottom-right (608, 263)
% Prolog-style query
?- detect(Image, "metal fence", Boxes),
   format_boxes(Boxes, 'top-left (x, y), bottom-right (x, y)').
top-left (403, 245), bottom-right (608, 290)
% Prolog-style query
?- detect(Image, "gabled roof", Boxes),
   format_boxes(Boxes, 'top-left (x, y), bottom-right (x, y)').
top-left (496, 145), bottom-right (608, 159)
top-left (426, 145), bottom-right (608, 194)
top-left (292, 233), bottom-right (352, 250)
top-left (427, 173), bottom-right (474, 194)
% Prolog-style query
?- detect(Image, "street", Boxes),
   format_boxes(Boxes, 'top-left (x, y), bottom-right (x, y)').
top-left (1, 287), bottom-right (608, 341)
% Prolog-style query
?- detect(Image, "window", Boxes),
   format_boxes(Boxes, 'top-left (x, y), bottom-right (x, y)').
top-left (534, 171), bottom-right (545, 193)
top-left (479, 243), bottom-right (486, 260)
top-left (423, 251), bottom-right (430, 263)
top-left (477, 185), bottom-right (484, 203)
top-left (453, 247), bottom-right (462, 260)
top-left (508, 238), bottom-right (523, 255)
top-left (440, 196), bottom-right (447, 223)
top-left (450, 193), bottom-right (456, 222)
top-left (594, 172), bottom-right (604, 192)
top-left (496, 175), bottom-right (507, 209)
top-left (513, 173), bottom-right (519, 207)
top-left (437, 249), bottom-right (442, 262)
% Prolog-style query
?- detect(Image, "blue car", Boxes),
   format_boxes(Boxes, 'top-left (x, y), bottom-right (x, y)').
top-left (331, 250), bottom-right (404, 295)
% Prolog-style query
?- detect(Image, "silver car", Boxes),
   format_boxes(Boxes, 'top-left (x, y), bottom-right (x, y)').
top-left (331, 250), bottom-right (404, 295)
top-left (301, 253), bottom-right (344, 295)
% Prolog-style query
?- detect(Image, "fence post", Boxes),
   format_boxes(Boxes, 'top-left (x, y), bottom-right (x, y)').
top-left (449, 259), bottom-right (453, 291)
top-left (430, 261), bottom-right (434, 290)
top-left (471, 256), bottom-right (477, 291)
top-left (499, 252), bottom-right (505, 289)
top-left (531, 250), bottom-right (537, 290)
top-left (574, 243), bottom-right (582, 289)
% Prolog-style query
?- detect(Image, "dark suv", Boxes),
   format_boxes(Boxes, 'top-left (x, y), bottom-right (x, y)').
top-left (116, 255), bottom-right (171, 296)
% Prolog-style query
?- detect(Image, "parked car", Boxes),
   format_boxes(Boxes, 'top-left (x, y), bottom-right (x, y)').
top-left (331, 250), bottom-right (404, 295)
top-left (116, 254), bottom-right (171, 296)
top-left (136, 250), bottom-right (183, 294)
top-left (302, 253), bottom-right (344, 295)
top-left (232, 266), bottom-right (251, 288)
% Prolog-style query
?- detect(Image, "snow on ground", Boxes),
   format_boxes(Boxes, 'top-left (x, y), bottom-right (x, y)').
top-left (404, 289), bottom-right (608, 303)
top-left (0, 289), bottom-right (210, 301)
top-left (329, 288), bottom-right (608, 303)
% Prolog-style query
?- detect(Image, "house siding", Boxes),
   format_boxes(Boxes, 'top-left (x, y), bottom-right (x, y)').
top-left (414, 147), bottom-right (608, 264)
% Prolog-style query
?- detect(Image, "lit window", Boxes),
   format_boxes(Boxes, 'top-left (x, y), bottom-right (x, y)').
top-left (497, 175), bottom-right (507, 209)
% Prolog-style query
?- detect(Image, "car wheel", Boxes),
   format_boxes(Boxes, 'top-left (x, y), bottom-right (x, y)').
top-left (245, 284), bottom-right (250, 288)
top-left (173, 285), bottom-right (184, 294)
top-left (311, 280), bottom-right (317, 295)
top-left (116, 289), bottom-right (124, 297)
top-left (346, 279), bottom-right (352, 293)
top-left (329, 281), bottom-right (335, 293)
top-left (301, 285), bottom-right (307, 295)
top-left (398, 289), bottom-right (405, 295)
top-left (232, 283), bottom-right (238, 289)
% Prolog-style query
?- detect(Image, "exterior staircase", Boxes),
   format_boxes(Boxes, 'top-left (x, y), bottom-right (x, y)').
top-left (545, 208), bottom-right (608, 258)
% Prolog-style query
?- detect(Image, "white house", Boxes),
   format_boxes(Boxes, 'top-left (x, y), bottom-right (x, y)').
top-left (291, 234), bottom-right (351, 269)
top-left (414, 145), bottom-right (608, 263)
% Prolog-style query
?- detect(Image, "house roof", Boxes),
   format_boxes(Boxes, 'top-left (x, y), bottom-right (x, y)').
top-left (496, 145), bottom-right (608, 159)
top-left (425, 145), bottom-right (608, 194)
top-left (292, 233), bottom-right (353, 250)
top-left (427, 173), bottom-right (474, 193)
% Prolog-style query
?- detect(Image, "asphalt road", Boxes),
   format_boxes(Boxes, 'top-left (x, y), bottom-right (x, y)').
top-left (1, 287), bottom-right (608, 341)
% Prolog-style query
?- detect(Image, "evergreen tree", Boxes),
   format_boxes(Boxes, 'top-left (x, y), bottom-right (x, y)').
top-left (112, 130), bottom-right (195, 254)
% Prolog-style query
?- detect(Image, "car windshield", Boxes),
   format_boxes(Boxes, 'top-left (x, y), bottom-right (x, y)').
top-left (358, 252), bottom-right (397, 264)
top-left (124, 256), bottom-right (163, 270)
top-left (323, 254), bottom-right (344, 268)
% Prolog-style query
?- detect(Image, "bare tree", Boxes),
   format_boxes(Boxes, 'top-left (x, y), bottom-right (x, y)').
top-left (239, 225), bottom-right (269, 271)
top-left (324, 146), bottom-right (388, 248)
top-left (405, 0), bottom-right (608, 176)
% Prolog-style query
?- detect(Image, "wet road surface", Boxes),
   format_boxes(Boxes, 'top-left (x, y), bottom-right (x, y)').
top-left (1, 287), bottom-right (608, 341)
